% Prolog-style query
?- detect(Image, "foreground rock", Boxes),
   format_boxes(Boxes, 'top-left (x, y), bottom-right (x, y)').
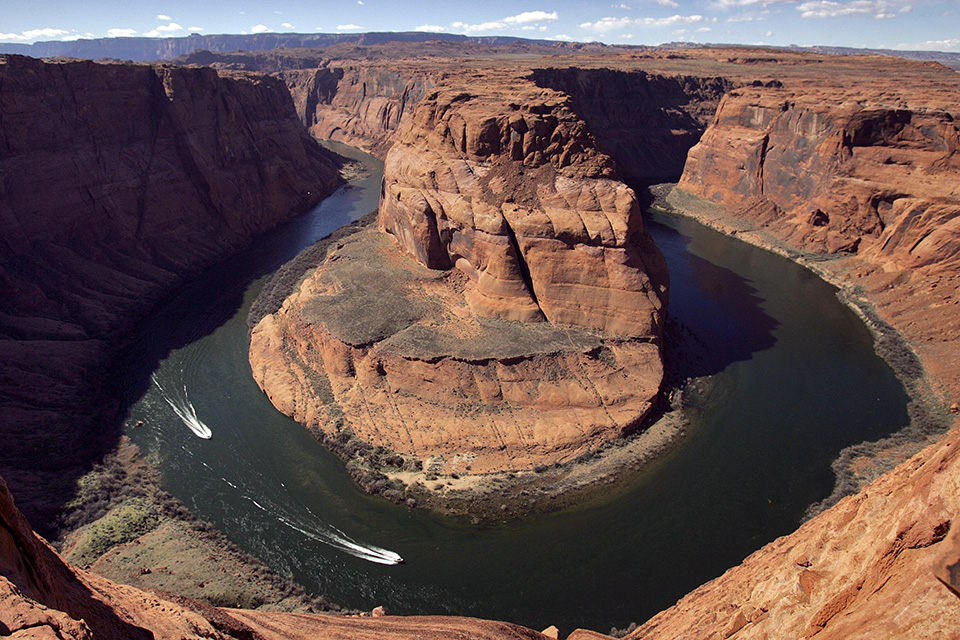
top-left (250, 73), bottom-right (668, 484)
top-left (630, 419), bottom-right (960, 640)
top-left (0, 54), bottom-right (342, 533)
top-left (0, 472), bottom-right (550, 640)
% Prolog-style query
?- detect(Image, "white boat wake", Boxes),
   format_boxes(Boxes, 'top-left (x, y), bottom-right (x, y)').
top-left (152, 375), bottom-right (213, 439)
top-left (240, 489), bottom-right (403, 565)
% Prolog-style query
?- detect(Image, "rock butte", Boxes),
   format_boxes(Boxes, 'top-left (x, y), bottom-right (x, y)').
top-left (250, 76), bottom-right (670, 476)
top-left (1, 43), bottom-right (960, 639)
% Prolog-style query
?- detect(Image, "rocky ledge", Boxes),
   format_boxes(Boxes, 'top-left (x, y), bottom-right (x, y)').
top-left (250, 75), bottom-right (668, 492)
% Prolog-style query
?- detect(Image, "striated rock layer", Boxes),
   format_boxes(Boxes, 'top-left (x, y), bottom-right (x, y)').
top-left (629, 419), bottom-right (960, 640)
top-left (674, 54), bottom-right (960, 406)
top-left (0, 54), bottom-right (342, 533)
top-left (251, 75), bottom-right (668, 476)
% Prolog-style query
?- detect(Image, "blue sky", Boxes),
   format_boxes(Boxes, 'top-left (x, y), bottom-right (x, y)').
top-left (1, 0), bottom-right (957, 51)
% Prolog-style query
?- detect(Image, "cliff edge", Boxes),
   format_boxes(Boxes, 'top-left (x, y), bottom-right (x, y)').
top-left (0, 54), bottom-right (343, 534)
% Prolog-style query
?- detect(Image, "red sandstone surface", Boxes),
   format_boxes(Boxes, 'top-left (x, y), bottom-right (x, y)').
top-left (3, 43), bottom-right (960, 640)
top-left (250, 70), bottom-right (668, 476)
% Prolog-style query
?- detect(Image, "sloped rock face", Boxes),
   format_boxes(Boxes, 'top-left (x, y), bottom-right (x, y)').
top-left (0, 54), bottom-right (342, 534)
top-left (251, 78), bottom-right (668, 477)
top-left (284, 64), bottom-right (435, 157)
top-left (679, 87), bottom-right (960, 258)
top-left (629, 419), bottom-right (960, 640)
top-left (529, 67), bottom-right (731, 183)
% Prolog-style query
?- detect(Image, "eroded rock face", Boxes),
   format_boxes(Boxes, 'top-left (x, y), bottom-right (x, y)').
top-left (629, 420), bottom-right (960, 640)
top-left (679, 87), bottom-right (960, 259)
top-left (529, 67), bottom-right (731, 183)
top-left (250, 78), bottom-right (668, 476)
top-left (289, 64), bottom-right (435, 157)
top-left (0, 54), bottom-right (342, 533)
top-left (379, 85), bottom-right (668, 336)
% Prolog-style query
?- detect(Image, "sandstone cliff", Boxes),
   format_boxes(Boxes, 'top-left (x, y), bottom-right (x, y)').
top-left (250, 74), bottom-right (669, 479)
top-left (286, 64), bottom-right (435, 157)
top-left (629, 418), bottom-right (960, 640)
top-left (672, 53), bottom-right (960, 408)
top-left (0, 54), bottom-right (343, 534)
top-left (529, 67), bottom-right (731, 183)
top-left (178, 49), bottom-right (440, 158)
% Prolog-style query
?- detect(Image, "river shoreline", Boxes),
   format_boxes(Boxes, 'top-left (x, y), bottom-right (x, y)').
top-left (650, 183), bottom-right (954, 514)
top-left (247, 211), bottom-right (696, 525)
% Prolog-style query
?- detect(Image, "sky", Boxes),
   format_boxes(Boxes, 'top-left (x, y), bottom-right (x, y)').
top-left (1, 0), bottom-right (958, 52)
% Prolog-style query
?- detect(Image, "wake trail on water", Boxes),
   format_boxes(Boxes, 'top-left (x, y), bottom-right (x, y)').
top-left (237, 483), bottom-right (403, 565)
top-left (182, 446), bottom-right (403, 565)
top-left (152, 374), bottom-right (213, 439)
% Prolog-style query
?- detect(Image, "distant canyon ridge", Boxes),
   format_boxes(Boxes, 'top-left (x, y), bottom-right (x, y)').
top-left (1, 40), bottom-right (959, 640)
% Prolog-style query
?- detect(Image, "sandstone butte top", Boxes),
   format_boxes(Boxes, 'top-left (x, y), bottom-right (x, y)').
top-left (250, 71), bottom-right (671, 478)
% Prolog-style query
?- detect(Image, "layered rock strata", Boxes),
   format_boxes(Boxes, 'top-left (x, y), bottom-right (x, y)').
top-left (0, 54), bottom-right (342, 533)
top-left (673, 54), bottom-right (960, 406)
top-left (629, 419), bottom-right (960, 640)
top-left (251, 79), bottom-right (668, 476)
top-left (529, 67), bottom-right (731, 183)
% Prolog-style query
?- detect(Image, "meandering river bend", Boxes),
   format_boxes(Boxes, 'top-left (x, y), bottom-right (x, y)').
top-left (116, 142), bottom-right (908, 633)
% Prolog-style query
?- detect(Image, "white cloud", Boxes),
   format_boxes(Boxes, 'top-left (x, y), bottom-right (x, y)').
top-left (657, 0), bottom-right (680, 6)
top-left (894, 38), bottom-right (960, 51)
top-left (251, 24), bottom-right (272, 33)
top-left (764, 29), bottom-right (773, 35)
top-left (581, 14), bottom-right (712, 31)
top-left (716, 0), bottom-right (793, 6)
top-left (282, 22), bottom-right (294, 28)
top-left (29, 27), bottom-right (71, 39)
top-left (503, 10), bottom-right (558, 24)
top-left (358, 0), bottom-right (364, 4)
top-left (545, 33), bottom-right (575, 41)
top-left (579, 16), bottom-right (633, 31)
top-left (452, 10), bottom-right (558, 33)
top-left (0, 27), bottom-right (71, 41)
top-left (697, 26), bottom-right (713, 31)
top-left (797, 0), bottom-right (900, 19)
top-left (620, 33), bottom-right (635, 38)
top-left (60, 32), bottom-right (93, 41)
top-left (188, 26), bottom-right (204, 32)
top-left (157, 14), bottom-right (171, 20)
top-left (612, 3), bottom-right (631, 8)
top-left (414, 24), bottom-right (445, 32)
top-left (107, 28), bottom-right (137, 37)
top-left (155, 22), bottom-right (183, 32)
top-left (336, 24), bottom-right (362, 30)
top-left (452, 20), bottom-right (508, 32)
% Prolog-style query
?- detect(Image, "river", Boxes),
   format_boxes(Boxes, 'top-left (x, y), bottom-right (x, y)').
top-left (116, 141), bottom-right (909, 633)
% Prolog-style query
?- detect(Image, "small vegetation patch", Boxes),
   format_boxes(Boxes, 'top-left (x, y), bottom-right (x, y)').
top-left (66, 496), bottom-right (162, 568)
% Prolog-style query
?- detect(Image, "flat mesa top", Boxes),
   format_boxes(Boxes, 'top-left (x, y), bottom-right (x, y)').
top-left (301, 229), bottom-right (604, 360)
